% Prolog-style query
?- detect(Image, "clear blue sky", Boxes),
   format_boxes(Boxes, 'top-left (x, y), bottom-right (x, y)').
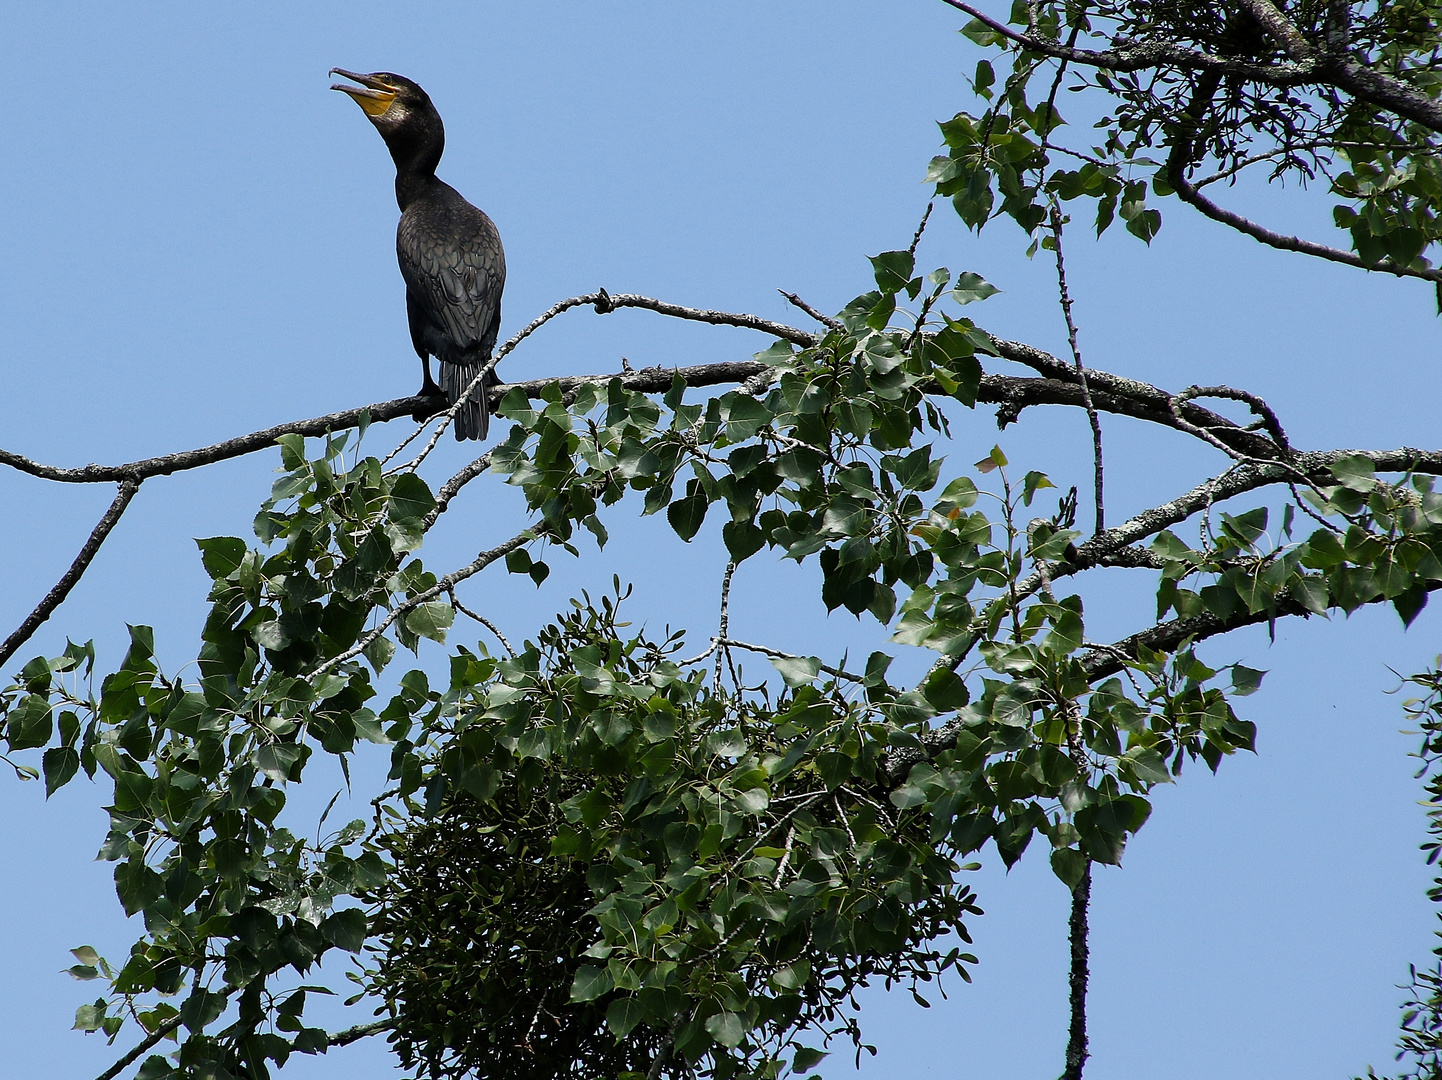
top-left (1, 3), bottom-right (1438, 1079)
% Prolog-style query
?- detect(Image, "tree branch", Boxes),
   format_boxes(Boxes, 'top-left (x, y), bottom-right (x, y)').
top-left (935, 0), bottom-right (1317, 83)
top-left (1046, 202), bottom-right (1105, 534)
top-left (1330, 55), bottom-right (1442, 135)
top-left (1, 479), bottom-right (140, 669)
top-left (93, 1015), bottom-right (181, 1080)
top-left (906, 574), bottom-right (1442, 778)
top-left (940, 0), bottom-right (1442, 134)
top-left (1161, 66), bottom-right (1442, 283)
top-left (1170, 161), bottom-right (1442, 285)
top-left (309, 527), bottom-right (539, 678)
top-left (592, 289), bottom-right (815, 346)
top-left (779, 290), bottom-right (843, 331)
top-left (1062, 864), bottom-right (1092, 1080)
top-left (326, 1018), bottom-right (391, 1048)
top-left (1236, 0), bottom-right (1316, 61)
top-left (0, 399), bottom-right (422, 484)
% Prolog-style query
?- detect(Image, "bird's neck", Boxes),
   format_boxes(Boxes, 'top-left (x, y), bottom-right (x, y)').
top-left (394, 167), bottom-right (442, 211)
top-left (387, 134), bottom-right (444, 211)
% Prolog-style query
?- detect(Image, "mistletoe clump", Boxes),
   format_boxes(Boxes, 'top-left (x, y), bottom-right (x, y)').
top-left (366, 596), bottom-right (980, 1080)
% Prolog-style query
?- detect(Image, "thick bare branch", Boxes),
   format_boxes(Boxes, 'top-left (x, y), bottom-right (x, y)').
top-left (326, 1018), bottom-right (392, 1048)
top-left (1, 479), bottom-right (140, 669)
top-left (1236, 0), bottom-right (1316, 60)
top-left (1330, 55), bottom-right (1442, 134)
top-left (1063, 864), bottom-right (1092, 1080)
top-left (0, 399), bottom-right (422, 485)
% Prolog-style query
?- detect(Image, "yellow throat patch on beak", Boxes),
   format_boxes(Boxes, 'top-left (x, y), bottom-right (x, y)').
top-left (330, 69), bottom-right (399, 118)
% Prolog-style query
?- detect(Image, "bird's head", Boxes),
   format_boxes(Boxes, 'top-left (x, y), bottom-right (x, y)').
top-left (330, 69), bottom-right (444, 162)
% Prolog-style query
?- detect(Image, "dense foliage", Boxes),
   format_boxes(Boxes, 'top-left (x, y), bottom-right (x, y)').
top-left (3, 3), bottom-right (1442, 1079)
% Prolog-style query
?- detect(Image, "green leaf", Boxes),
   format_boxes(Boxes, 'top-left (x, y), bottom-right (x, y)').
top-left (404, 601), bottom-right (455, 643)
top-left (770, 960), bottom-right (812, 990)
top-left (667, 492), bottom-right (709, 542)
top-left (606, 997), bottom-right (645, 1039)
top-left (794, 1047), bottom-right (829, 1072)
top-left (869, 250), bottom-right (916, 295)
top-left (43, 747), bottom-right (80, 797)
top-left (320, 908), bottom-right (367, 953)
top-left (1050, 848), bottom-right (1088, 888)
top-left (570, 965), bottom-right (613, 1003)
top-left (388, 473), bottom-right (436, 523)
top-left (1330, 454), bottom-right (1376, 492)
top-left (771, 656), bottom-right (822, 687)
top-left (195, 536), bottom-right (247, 580)
top-left (253, 743), bottom-right (303, 783)
top-left (8, 694), bottom-right (53, 751)
top-left (705, 1010), bottom-right (746, 1048)
top-left (960, 18), bottom-right (1003, 46)
top-left (1230, 664), bottom-right (1267, 696)
top-left (364, 635), bottom-right (396, 674)
top-left (722, 520), bottom-right (765, 562)
top-left (950, 271), bottom-right (999, 305)
top-left (1123, 747), bottom-right (1172, 786)
top-left (277, 432), bottom-right (307, 471)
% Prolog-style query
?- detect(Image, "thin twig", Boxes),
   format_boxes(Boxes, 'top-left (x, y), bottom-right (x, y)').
top-left (778, 290), bottom-right (842, 331)
top-left (1047, 202), bottom-right (1105, 534)
top-left (908, 200), bottom-right (936, 258)
top-left (934, 0), bottom-right (1318, 84)
top-left (1, 478), bottom-right (140, 668)
top-left (0, 403), bottom-right (416, 484)
top-left (714, 638), bottom-right (862, 683)
top-left (714, 562), bottom-right (738, 694)
top-left (310, 528), bottom-right (538, 678)
top-left (772, 824), bottom-right (797, 887)
top-left (93, 1015), bottom-right (182, 1080)
top-left (448, 589), bottom-right (517, 658)
top-left (1173, 385), bottom-right (1291, 455)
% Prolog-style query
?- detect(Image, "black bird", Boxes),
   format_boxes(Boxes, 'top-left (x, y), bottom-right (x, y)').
top-left (332, 69), bottom-right (505, 441)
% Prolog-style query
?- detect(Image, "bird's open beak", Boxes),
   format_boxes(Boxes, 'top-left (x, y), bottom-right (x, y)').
top-left (330, 68), bottom-right (398, 118)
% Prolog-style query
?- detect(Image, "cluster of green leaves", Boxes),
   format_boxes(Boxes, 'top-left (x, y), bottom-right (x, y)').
top-left (490, 249), bottom-right (992, 629)
top-left (1359, 658), bottom-right (1442, 1080)
top-left (2, 227), bottom-right (1440, 1080)
top-left (930, 1), bottom-right (1442, 275)
top-left (367, 595), bottom-right (979, 1080)
top-left (0, 428), bottom-right (460, 1079)
top-left (1151, 458), bottom-right (1442, 632)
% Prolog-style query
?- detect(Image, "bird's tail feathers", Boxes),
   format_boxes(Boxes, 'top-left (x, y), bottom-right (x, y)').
top-left (441, 358), bottom-right (494, 442)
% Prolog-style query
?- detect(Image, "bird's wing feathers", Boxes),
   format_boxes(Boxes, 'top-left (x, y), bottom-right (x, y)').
top-left (397, 197), bottom-right (505, 361)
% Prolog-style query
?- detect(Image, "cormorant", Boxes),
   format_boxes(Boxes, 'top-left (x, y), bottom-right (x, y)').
top-left (331, 69), bottom-right (505, 441)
